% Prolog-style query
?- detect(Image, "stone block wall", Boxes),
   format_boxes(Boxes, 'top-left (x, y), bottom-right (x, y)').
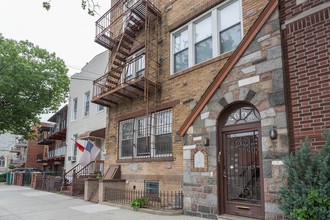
top-left (280, 0), bottom-right (330, 150)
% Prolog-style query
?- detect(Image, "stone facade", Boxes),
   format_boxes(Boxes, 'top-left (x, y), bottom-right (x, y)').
top-left (183, 8), bottom-right (288, 219)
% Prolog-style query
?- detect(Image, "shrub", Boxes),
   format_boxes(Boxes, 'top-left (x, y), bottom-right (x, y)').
top-left (277, 130), bottom-right (330, 220)
top-left (130, 197), bottom-right (150, 211)
top-left (0, 173), bottom-right (6, 182)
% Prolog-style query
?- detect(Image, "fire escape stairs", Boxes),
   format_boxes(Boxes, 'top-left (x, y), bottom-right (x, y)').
top-left (105, 12), bottom-right (145, 91)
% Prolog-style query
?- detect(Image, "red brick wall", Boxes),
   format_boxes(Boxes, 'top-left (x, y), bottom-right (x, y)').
top-left (25, 139), bottom-right (45, 170)
top-left (280, 0), bottom-right (330, 151)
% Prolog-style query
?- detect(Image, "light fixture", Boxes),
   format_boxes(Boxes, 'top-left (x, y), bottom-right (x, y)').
top-left (269, 127), bottom-right (278, 140)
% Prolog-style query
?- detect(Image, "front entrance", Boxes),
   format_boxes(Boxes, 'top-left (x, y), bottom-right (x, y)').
top-left (219, 105), bottom-right (264, 219)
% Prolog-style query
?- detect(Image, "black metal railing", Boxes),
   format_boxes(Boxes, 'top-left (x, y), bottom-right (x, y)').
top-left (104, 188), bottom-right (183, 210)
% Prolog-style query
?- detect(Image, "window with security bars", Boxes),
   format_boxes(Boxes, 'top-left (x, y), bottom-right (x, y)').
top-left (119, 109), bottom-right (172, 159)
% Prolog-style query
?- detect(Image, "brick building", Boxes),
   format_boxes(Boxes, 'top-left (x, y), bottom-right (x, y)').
top-left (90, 0), bottom-right (329, 219)
top-left (279, 0), bottom-right (330, 152)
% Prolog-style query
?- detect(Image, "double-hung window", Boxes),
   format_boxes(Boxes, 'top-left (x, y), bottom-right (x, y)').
top-left (71, 97), bottom-right (78, 121)
top-left (119, 109), bottom-right (172, 159)
top-left (195, 15), bottom-right (212, 64)
top-left (173, 28), bottom-right (189, 73)
top-left (97, 104), bottom-right (104, 112)
top-left (83, 91), bottom-right (90, 117)
top-left (171, 0), bottom-right (242, 74)
top-left (122, 50), bottom-right (145, 83)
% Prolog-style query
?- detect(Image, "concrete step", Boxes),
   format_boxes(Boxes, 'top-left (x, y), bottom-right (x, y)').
top-left (218, 214), bottom-right (260, 220)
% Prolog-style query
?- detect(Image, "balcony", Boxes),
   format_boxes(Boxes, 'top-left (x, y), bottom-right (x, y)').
top-left (9, 147), bottom-right (21, 153)
top-left (38, 132), bottom-right (55, 145)
top-left (48, 145), bottom-right (66, 161)
top-left (92, 53), bottom-right (160, 107)
top-left (36, 153), bottom-right (48, 163)
top-left (14, 138), bottom-right (28, 148)
top-left (11, 155), bottom-right (26, 165)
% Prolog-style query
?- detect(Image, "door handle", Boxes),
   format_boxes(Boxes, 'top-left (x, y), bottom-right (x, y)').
top-left (223, 169), bottom-right (227, 178)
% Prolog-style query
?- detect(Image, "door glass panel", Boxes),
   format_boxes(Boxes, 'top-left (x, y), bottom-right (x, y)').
top-left (225, 131), bottom-right (261, 204)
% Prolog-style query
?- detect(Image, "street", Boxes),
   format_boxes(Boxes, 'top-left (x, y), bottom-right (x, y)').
top-left (0, 183), bottom-right (205, 220)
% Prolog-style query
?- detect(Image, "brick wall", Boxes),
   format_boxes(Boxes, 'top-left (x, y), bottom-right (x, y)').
top-left (104, 0), bottom-right (270, 198)
top-left (25, 139), bottom-right (44, 170)
top-left (280, 0), bottom-right (330, 151)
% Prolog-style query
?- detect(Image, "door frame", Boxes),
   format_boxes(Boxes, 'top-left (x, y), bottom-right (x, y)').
top-left (217, 104), bottom-right (265, 219)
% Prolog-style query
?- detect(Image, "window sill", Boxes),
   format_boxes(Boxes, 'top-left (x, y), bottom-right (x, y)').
top-left (170, 51), bottom-right (233, 80)
top-left (116, 156), bottom-right (175, 163)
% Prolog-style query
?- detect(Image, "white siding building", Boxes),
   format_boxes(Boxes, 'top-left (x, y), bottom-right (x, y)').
top-left (65, 51), bottom-right (108, 172)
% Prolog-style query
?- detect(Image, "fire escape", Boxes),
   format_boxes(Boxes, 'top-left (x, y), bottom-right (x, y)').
top-left (92, 0), bottom-right (161, 108)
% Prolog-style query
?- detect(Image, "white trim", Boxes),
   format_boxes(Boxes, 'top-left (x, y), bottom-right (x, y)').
top-left (170, 0), bottom-right (242, 75)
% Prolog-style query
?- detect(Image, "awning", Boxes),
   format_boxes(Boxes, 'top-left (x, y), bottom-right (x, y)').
top-left (78, 128), bottom-right (105, 140)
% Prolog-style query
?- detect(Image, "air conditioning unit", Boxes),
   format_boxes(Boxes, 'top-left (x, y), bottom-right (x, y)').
top-left (68, 156), bottom-right (76, 162)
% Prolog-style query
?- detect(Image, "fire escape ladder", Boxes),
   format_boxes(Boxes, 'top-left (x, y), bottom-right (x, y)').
top-left (105, 12), bottom-right (144, 90)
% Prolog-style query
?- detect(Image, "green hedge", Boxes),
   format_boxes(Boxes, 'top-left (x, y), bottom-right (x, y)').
top-left (0, 173), bottom-right (7, 182)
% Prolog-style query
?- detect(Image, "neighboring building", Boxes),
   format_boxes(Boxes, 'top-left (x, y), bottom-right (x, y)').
top-left (0, 133), bottom-right (18, 172)
top-left (279, 0), bottom-right (330, 151)
top-left (0, 133), bottom-right (28, 171)
top-left (65, 51), bottom-right (108, 173)
top-left (36, 107), bottom-right (67, 174)
top-left (91, 0), bottom-right (330, 219)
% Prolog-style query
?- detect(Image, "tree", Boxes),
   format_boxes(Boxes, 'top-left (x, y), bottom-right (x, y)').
top-left (43, 0), bottom-right (100, 16)
top-left (0, 34), bottom-right (69, 139)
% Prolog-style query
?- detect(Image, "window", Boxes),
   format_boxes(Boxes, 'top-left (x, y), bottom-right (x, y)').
top-left (119, 109), bottom-right (172, 159)
top-left (73, 134), bottom-right (78, 156)
top-left (195, 15), bottom-right (212, 64)
top-left (0, 156), bottom-right (5, 167)
top-left (174, 28), bottom-right (189, 73)
top-left (97, 104), bottom-right (104, 112)
top-left (219, 1), bottom-right (241, 54)
top-left (83, 91), bottom-right (90, 117)
top-left (71, 97), bottom-right (78, 121)
top-left (145, 181), bottom-right (159, 194)
top-left (122, 50), bottom-right (145, 83)
top-left (171, 0), bottom-right (242, 74)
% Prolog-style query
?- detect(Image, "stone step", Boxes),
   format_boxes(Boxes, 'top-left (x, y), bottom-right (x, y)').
top-left (218, 214), bottom-right (260, 220)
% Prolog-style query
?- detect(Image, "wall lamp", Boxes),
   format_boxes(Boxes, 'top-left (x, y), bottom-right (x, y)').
top-left (269, 126), bottom-right (278, 140)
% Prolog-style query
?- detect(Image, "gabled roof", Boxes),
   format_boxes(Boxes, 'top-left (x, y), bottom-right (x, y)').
top-left (177, 0), bottom-right (279, 137)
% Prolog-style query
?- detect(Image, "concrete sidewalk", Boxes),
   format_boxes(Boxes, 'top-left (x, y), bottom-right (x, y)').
top-left (0, 183), bottom-right (205, 220)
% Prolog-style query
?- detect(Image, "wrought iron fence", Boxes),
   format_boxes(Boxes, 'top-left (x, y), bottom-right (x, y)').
top-left (104, 188), bottom-right (183, 210)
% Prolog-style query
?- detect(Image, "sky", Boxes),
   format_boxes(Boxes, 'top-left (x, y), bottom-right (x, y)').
top-left (0, 0), bottom-right (110, 121)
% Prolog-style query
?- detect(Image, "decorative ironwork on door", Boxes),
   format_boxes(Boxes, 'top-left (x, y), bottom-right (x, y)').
top-left (225, 131), bottom-right (261, 204)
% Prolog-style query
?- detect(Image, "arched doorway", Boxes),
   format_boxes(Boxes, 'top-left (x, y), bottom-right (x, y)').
top-left (218, 104), bottom-right (264, 219)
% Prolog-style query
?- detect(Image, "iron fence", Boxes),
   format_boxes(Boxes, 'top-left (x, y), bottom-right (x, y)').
top-left (104, 188), bottom-right (183, 210)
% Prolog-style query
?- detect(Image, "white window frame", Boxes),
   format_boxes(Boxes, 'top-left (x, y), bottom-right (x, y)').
top-left (97, 104), bottom-right (104, 113)
top-left (83, 91), bottom-right (90, 117)
top-left (71, 97), bottom-right (78, 121)
top-left (119, 109), bottom-right (172, 159)
top-left (170, 0), bottom-right (242, 75)
top-left (72, 134), bottom-right (78, 156)
top-left (121, 49), bottom-right (145, 83)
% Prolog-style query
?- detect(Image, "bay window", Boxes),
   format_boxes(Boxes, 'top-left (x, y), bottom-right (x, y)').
top-left (171, 0), bottom-right (242, 74)
top-left (119, 109), bottom-right (172, 159)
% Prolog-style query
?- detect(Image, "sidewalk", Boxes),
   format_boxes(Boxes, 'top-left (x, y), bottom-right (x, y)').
top-left (0, 183), bottom-right (205, 220)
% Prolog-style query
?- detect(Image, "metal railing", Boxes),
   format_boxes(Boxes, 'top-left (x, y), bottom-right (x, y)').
top-left (93, 53), bottom-right (147, 98)
top-left (48, 146), bottom-right (66, 159)
top-left (104, 188), bottom-right (183, 210)
top-left (95, 0), bottom-right (160, 48)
